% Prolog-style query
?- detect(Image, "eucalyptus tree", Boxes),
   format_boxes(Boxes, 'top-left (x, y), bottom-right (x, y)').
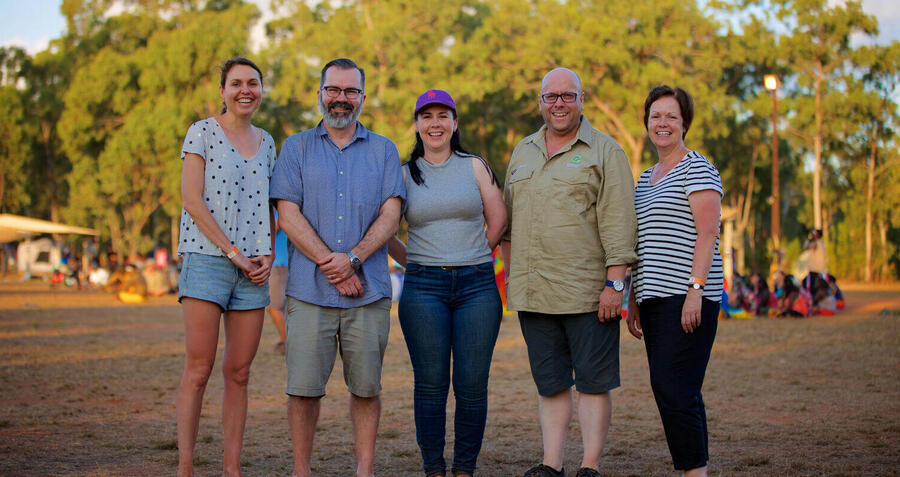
top-left (59, 2), bottom-right (259, 256)
top-left (776, 0), bottom-right (878, 231)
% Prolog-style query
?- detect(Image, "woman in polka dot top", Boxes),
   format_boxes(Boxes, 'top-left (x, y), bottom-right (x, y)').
top-left (174, 57), bottom-right (277, 477)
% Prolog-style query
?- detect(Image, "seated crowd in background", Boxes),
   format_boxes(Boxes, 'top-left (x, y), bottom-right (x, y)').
top-left (49, 248), bottom-right (181, 302)
top-left (722, 270), bottom-right (843, 319)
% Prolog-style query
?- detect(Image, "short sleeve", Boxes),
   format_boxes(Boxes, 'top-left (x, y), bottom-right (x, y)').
top-left (684, 153), bottom-right (723, 197)
top-left (264, 131), bottom-right (277, 179)
top-left (381, 140), bottom-right (406, 204)
top-left (270, 135), bottom-right (304, 207)
top-left (181, 121), bottom-right (207, 160)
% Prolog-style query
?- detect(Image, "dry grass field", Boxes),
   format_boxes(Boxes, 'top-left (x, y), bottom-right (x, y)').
top-left (0, 281), bottom-right (898, 476)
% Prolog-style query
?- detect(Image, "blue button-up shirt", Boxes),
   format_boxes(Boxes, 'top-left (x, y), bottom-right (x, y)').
top-left (270, 121), bottom-right (405, 308)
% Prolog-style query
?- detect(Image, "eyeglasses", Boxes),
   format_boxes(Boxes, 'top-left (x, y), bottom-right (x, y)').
top-left (321, 86), bottom-right (363, 100)
top-left (541, 92), bottom-right (579, 104)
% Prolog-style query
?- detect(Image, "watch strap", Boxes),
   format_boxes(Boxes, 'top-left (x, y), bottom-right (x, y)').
top-left (347, 251), bottom-right (362, 269)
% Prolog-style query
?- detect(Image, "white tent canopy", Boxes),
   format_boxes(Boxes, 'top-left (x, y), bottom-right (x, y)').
top-left (0, 214), bottom-right (98, 242)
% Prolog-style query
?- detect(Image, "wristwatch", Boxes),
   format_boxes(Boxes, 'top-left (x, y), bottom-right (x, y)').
top-left (605, 279), bottom-right (625, 292)
top-left (689, 276), bottom-right (705, 291)
top-left (347, 251), bottom-right (362, 270)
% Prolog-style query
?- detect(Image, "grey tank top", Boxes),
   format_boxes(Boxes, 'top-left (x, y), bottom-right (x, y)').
top-left (403, 152), bottom-right (493, 266)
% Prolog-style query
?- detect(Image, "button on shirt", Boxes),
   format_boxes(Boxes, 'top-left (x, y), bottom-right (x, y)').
top-left (269, 121), bottom-right (405, 309)
top-left (503, 117), bottom-right (638, 314)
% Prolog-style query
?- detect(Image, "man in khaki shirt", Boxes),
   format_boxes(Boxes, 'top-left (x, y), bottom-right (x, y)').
top-left (501, 68), bottom-right (637, 477)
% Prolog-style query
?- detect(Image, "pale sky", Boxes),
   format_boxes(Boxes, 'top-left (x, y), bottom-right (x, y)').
top-left (1, 0), bottom-right (898, 54)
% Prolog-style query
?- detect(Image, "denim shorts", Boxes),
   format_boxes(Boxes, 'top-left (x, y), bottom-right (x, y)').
top-left (177, 252), bottom-right (270, 311)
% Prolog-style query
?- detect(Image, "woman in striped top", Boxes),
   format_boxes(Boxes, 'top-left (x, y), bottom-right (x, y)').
top-left (626, 85), bottom-right (723, 477)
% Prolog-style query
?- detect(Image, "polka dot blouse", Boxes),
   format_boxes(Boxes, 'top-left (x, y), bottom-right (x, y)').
top-left (177, 118), bottom-right (277, 257)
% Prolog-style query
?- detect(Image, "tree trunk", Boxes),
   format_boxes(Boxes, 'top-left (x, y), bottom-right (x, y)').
top-left (107, 211), bottom-right (124, 259)
top-left (813, 65), bottom-right (823, 229)
top-left (736, 144), bottom-right (758, 276)
top-left (865, 135), bottom-right (876, 282)
top-left (41, 120), bottom-right (59, 223)
top-left (878, 219), bottom-right (888, 281)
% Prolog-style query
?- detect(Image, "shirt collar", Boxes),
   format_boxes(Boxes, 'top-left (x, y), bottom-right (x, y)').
top-left (315, 120), bottom-right (370, 144)
top-left (529, 115), bottom-right (594, 155)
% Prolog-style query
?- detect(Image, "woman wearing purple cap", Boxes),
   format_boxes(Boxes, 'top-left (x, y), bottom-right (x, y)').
top-left (389, 89), bottom-right (507, 477)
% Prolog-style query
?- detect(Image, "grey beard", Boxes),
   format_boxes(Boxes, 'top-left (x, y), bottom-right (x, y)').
top-left (319, 98), bottom-right (361, 129)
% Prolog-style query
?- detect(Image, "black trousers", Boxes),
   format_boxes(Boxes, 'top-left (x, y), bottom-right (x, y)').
top-left (638, 294), bottom-right (719, 471)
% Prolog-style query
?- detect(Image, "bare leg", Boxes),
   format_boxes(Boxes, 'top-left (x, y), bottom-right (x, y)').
top-left (269, 306), bottom-right (287, 348)
top-left (684, 466), bottom-right (708, 477)
top-left (289, 395), bottom-right (321, 477)
top-left (176, 298), bottom-right (222, 477)
top-left (221, 308), bottom-right (265, 477)
top-left (350, 393), bottom-right (381, 477)
top-left (577, 391), bottom-right (612, 470)
top-left (539, 388), bottom-right (573, 471)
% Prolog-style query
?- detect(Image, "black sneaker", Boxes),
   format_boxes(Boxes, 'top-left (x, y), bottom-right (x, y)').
top-left (575, 468), bottom-right (601, 477)
top-left (523, 464), bottom-right (565, 477)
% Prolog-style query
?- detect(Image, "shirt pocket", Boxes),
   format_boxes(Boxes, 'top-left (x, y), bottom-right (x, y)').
top-left (550, 169), bottom-right (596, 224)
top-left (506, 167), bottom-right (534, 198)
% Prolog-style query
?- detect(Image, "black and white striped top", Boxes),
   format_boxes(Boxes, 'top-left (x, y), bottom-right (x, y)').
top-left (634, 150), bottom-right (723, 304)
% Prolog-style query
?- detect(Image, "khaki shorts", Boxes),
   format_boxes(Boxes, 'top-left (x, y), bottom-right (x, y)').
top-left (268, 266), bottom-right (288, 310)
top-left (285, 297), bottom-right (391, 398)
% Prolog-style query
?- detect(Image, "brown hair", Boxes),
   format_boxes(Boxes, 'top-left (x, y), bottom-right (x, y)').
top-left (219, 57), bottom-right (262, 113)
top-left (643, 85), bottom-right (694, 139)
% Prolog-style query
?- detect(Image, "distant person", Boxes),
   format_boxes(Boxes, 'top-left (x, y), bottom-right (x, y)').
top-left (269, 58), bottom-right (404, 477)
top-left (267, 212), bottom-right (289, 354)
top-left (777, 274), bottom-right (809, 317)
top-left (628, 85), bottom-right (722, 477)
top-left (748, 273), bottom-right (775, 316)
top-left (803, 228), bottom-right (827, 281)
top-left (388, 89), bottom-right (506, 477)
top-left (116, 264), bottom-right (149, 303)
top-left (501, 68), bottom-right (637, 477)
top-left (142, 260), bottom-right (170, 296)
top-left (174, 57), bottom-right (276, 477)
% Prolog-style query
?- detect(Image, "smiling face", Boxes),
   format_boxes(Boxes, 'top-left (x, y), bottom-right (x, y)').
top-left (647, 95), bottom-right (685, 150)
top-left (415, 105), bottom-right (457, 154)
top-left (219, 64), bottom-right (262, 116)
top-left (318, 66), bottom-right (365, 129)
top-left (539, 68), bottom-right (583, 138)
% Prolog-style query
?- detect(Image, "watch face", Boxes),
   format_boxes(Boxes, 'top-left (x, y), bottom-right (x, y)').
top-left (613, 280), bottom-right (624, 292)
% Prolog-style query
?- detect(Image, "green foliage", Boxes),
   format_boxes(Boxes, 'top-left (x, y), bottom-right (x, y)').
top-left (58, 2), bottom-right (259, 256)
top-left (0, 85), bottom-right (31, 213)
top-left (6, 0), bottom-right (900, 280)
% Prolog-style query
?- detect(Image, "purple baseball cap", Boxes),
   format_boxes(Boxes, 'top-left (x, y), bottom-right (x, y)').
top-left (414, 89), bottom-right (456, 117)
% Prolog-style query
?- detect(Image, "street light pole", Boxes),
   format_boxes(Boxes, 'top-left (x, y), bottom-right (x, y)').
top-left (764, 74), bottom-right (781, 271)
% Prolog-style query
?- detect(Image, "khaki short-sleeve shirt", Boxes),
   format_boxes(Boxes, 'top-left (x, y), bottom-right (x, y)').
top-left (503, 117), bottom-right (637, 314)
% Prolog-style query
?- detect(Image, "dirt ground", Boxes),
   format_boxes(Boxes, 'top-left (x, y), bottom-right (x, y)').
top-left (0, 281), bottom-right (898, 476)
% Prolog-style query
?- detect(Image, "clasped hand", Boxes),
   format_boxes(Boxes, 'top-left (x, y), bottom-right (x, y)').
top-left (318, 252), bottom-right (362, 297)
top-left (234, 254), bottom-right (273, 286)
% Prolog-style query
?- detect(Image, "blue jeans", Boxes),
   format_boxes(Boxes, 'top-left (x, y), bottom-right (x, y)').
top-left (398, 262), bottom-right (503, 476)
